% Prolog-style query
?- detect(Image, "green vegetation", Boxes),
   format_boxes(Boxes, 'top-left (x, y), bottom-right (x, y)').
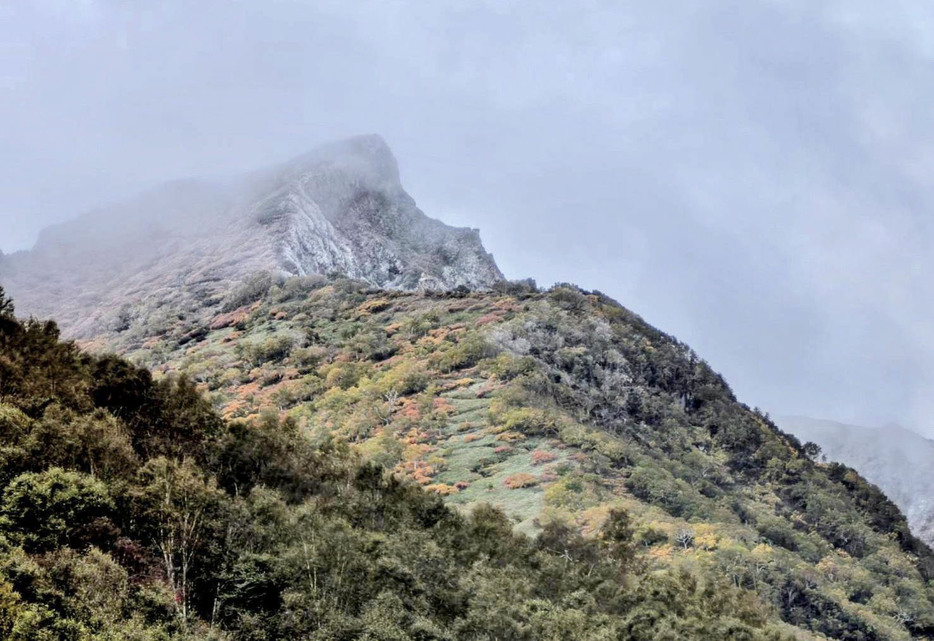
top-left (0, 286), bottom-right (807, 639)
top-left (9, 273), bottom-right (934, 640)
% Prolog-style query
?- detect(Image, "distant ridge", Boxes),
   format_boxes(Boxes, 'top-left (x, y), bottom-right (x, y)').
top-left (779, 415), bottom-right (934, 545)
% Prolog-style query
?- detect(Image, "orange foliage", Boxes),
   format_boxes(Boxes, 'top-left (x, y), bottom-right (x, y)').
top-left (210, 306), bottom-right (251, 330)
top-left (400, 399), bottom-right (422, 421)
top-left (531, 450), bottom-right (558, 465)
top-left (402, 460), bottom-right (436, 484)
top-left (355, 298), bottom-right (391, 316)
top-left (236, 382), bottom-right (261, 399)
top-left (475, 312), bottom-right (504, 326)
top-left (492, 299), bottom-right (521, 313)
top-left (432, 397), bottom-right (455, 415)
top-left (221, 400), bottom-right (249, 419)
top-left (504, 474), bottom-right (539, 489)
top-left (424, 483), bottom-right (459, 495)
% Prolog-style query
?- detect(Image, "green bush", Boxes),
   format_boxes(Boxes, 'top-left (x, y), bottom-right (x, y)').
top-left (0, 468), bottom-right (114, 553)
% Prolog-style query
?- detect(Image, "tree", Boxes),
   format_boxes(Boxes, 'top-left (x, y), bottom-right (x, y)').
top-left (601, 508), bottom-right (637, 570)
top-left (675, 528), bottom-right (696, 550)
top-left (803, 442), bottom-right (822, 462)
top-left (0, 467), bottom-right (115, 553)
top-left (131, 457), bottom-right (227, 620)
top-left (0, 287), bottom-right (12, 317)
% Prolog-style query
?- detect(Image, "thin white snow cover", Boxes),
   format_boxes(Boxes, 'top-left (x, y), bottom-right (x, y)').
top-left (0, 135), bottom-right (503, 337)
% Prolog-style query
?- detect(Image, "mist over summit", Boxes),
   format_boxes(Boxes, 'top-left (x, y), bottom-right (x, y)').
top-left (0, 135), bottom-right (503, 337)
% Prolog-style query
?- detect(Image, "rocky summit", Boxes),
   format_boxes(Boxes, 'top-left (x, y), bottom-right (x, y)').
top-left (0, 135), bottom-right (503, 337)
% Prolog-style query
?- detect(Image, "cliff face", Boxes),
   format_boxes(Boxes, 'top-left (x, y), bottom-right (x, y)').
top-left (0, 135), bottom-right (503, 337)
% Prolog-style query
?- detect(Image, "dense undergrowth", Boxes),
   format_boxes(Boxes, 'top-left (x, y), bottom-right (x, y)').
top-left (0, 285), bottom-right (808, 639)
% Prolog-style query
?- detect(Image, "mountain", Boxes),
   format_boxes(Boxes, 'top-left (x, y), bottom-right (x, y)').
top-left (0, 135), bottom-right (503, 338)
top-left (0, 289), bottom-right (802, 640)
top-left (60, 276), bottom-right (934, 640)
top-left (779, 415), bottom-right (934, 546)
top-left (5, 138), bottom-right (934, 638)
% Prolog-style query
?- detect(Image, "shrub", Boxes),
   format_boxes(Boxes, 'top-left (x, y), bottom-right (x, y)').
top-left (638, 526), bottom-right (669, 547)
top-left (237, 335), bottom-right (296, 366)
top-left (531, 450), bottom-right (558, 465)
top-left (431, 334), bottom-right (498, 372)
top-left (504, 474), bottom-right (539, 489)
top-left (485, 353), bottom-right (538, 381)
top-left (222, 273), bottom-right (274, 312)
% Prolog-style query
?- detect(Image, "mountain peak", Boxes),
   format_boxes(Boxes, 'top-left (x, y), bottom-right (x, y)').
top-left (0, 136), bottom-right (503, 336)
top-left (284, 134), bottom-right (402, 189)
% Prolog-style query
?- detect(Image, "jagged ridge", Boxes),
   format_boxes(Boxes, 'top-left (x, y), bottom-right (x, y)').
top-left (0, 135), bottom-right (503, 337)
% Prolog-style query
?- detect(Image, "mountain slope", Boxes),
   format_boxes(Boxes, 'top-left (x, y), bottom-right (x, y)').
top-left (0, 135), bottom-right (502, 338)
top-left (71, 275), bottom-right (934, 640)
top-left (779, 415), bottom-right (934, 546)
top-left (6, 137), bottom-right (934, 638)
top-left (0, 287), bottom-right (811, 640)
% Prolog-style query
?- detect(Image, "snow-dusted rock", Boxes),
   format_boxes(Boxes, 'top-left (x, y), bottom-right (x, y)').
top-left (0, 135), bottom-right (503, 337)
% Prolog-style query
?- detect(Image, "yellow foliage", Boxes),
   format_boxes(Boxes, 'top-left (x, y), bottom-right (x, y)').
top-left (356, 298), bottom-right (392, 316)
top-left (751, 543), bottom-right (774, 561)
top-left (495, 431), bottom-right (526, 442)
top-left (693, 524), bottom-right (720, 551)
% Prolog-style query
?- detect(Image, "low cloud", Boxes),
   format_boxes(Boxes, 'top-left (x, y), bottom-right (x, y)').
top-left (3, 0), bottom-right (934, 432)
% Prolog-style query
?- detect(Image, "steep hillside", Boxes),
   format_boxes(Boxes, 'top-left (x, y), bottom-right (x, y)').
top-left (0, 135), bottom-right (502, 338)
top-left (74, 274), bottom-right (934, 640)
top-left (0, 287), bottom-right (811, 640)
top-left (780, 416), bottom-right (934, 546)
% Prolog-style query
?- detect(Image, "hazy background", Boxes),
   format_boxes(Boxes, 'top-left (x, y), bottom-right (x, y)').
top-left (2, 0), bottom-right (934, 434)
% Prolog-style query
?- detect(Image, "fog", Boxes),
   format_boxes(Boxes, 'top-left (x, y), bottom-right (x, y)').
top-left (2, 1), bottom-right (934, 434)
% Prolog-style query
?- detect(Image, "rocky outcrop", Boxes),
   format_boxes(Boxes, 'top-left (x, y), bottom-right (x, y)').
top-left (0, 135), bottom-right (503, 337)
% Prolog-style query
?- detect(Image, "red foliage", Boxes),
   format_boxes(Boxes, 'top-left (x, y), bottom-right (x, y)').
top-left (210, 306), bottom-right (251, 330)
top-left (531, 450), bottom-right (558, 465)
top-left (475, 312), bottom-right (504, 326)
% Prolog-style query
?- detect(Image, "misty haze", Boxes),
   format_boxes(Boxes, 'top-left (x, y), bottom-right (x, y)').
top-left (3, 2), bottom-right (934, 639)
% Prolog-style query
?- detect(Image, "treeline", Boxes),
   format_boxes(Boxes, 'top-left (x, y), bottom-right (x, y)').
top-left (0, 286), bottom-right (795, 639)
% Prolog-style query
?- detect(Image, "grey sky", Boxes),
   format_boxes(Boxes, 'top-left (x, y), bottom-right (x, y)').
top-left (2, 0), bottom-right (934, 433)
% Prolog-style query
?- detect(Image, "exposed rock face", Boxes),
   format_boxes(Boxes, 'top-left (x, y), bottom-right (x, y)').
top-left (0, 135), bottom-right (503, 337)
top-left (779, 415), bottom-right (934, 546)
